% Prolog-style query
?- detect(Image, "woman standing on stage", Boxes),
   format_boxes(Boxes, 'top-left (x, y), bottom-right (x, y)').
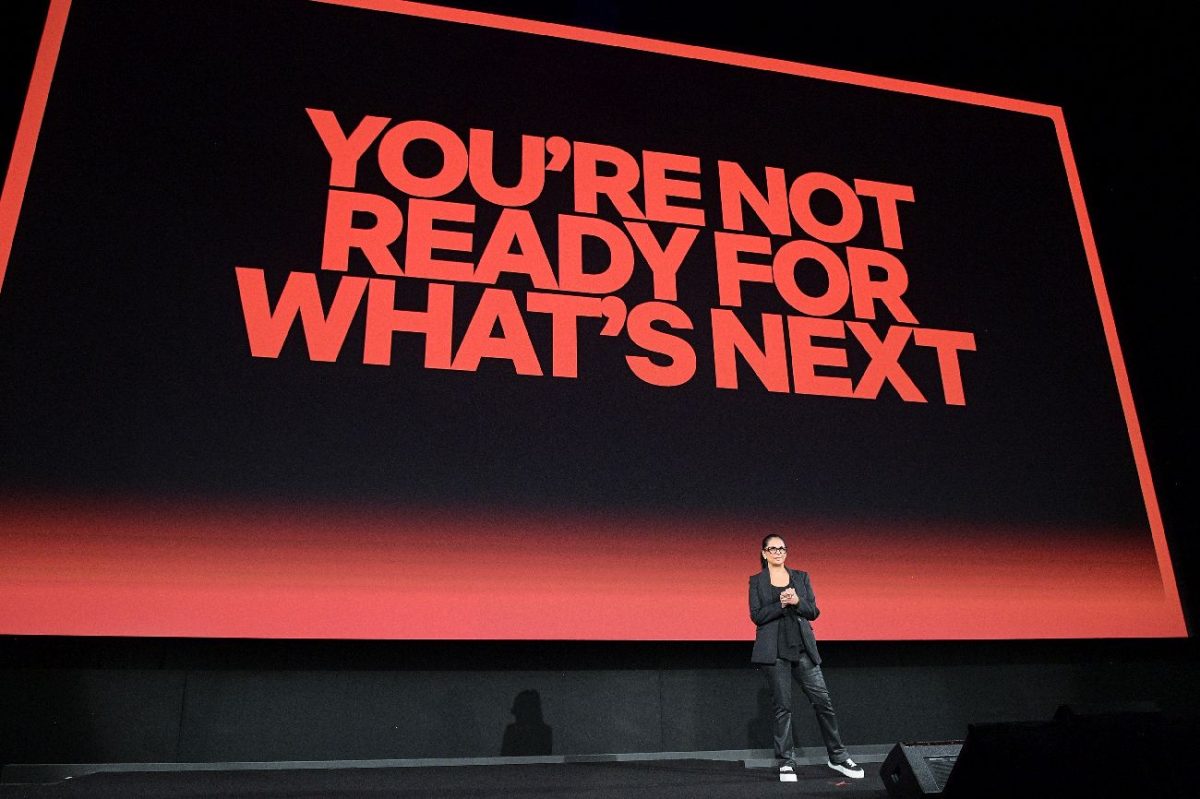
top-left (749, 534), bottom-right (864, 781)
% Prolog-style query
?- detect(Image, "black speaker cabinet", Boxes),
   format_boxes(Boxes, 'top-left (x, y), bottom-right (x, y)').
top-left (942, 715), bottom-right (1198, 798)
top-left (880, 740), bottom-right (963, 798)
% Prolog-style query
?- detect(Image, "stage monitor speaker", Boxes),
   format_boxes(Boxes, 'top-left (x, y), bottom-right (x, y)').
top-left (880, 740), bottom-right (962, 798)
top-left (941, 714), bottom-right (1197, 798)
top-left (940, 721), bottom-right (1061, 798)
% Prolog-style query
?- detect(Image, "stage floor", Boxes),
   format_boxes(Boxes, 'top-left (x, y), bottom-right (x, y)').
top-left (0, 759), bottom-right (886, 798)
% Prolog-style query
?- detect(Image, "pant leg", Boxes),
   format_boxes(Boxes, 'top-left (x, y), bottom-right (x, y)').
top-left (792, 652), bottom-right (848, 762)
top-left (762, 659), bottom-right (797, 761)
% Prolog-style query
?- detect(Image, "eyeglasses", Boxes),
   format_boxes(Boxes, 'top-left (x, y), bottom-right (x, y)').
top-left (764, 546), bottom-right (787, 555)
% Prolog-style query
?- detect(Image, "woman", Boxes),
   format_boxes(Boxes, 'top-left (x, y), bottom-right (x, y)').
top-left (749, 534), bottom-right (864, 781)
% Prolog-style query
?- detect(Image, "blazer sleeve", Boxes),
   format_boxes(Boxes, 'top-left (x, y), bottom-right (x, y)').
top-left (793, 570), bottom-right (820, 621)
top-left (749, 574), bottom-right (785, 625)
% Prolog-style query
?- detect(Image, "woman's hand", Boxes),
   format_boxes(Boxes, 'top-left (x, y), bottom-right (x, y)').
top-left (780, 588), bottom-right (799, 606)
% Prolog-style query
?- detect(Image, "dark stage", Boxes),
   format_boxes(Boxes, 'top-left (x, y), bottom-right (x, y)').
top-left (2, 758), bottom-right (887, 799)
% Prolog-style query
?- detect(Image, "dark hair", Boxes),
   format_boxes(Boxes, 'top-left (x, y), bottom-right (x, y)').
top-left (760, 534), bottom-right (784, 568)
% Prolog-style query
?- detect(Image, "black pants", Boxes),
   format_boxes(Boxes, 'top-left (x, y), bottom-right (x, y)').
top-left (763, 653), bottom-right (848, 764)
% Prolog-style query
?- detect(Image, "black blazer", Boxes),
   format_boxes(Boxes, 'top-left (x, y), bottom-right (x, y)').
top-left (748, 567), bottom-right (822, 665)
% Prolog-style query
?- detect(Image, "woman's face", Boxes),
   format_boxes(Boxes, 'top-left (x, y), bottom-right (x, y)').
top-left (762, 537), bottom-right (787, 567)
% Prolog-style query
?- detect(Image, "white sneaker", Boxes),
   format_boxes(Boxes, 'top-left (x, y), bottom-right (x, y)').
top-left (828, 757), bottom-right (865, 779)
top-left (779, 761), bottom-right (797, 782)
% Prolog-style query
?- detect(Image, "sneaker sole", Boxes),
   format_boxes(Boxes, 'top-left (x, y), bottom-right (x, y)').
top-left (779, 773), bottom-right (797, 782)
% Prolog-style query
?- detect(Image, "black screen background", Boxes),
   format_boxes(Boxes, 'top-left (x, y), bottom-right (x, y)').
top-left (0, 0), bottom-right (1154, 545)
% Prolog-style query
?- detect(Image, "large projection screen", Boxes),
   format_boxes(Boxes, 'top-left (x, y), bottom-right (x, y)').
top-left (0, 0), bottom-right (1186, 640)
